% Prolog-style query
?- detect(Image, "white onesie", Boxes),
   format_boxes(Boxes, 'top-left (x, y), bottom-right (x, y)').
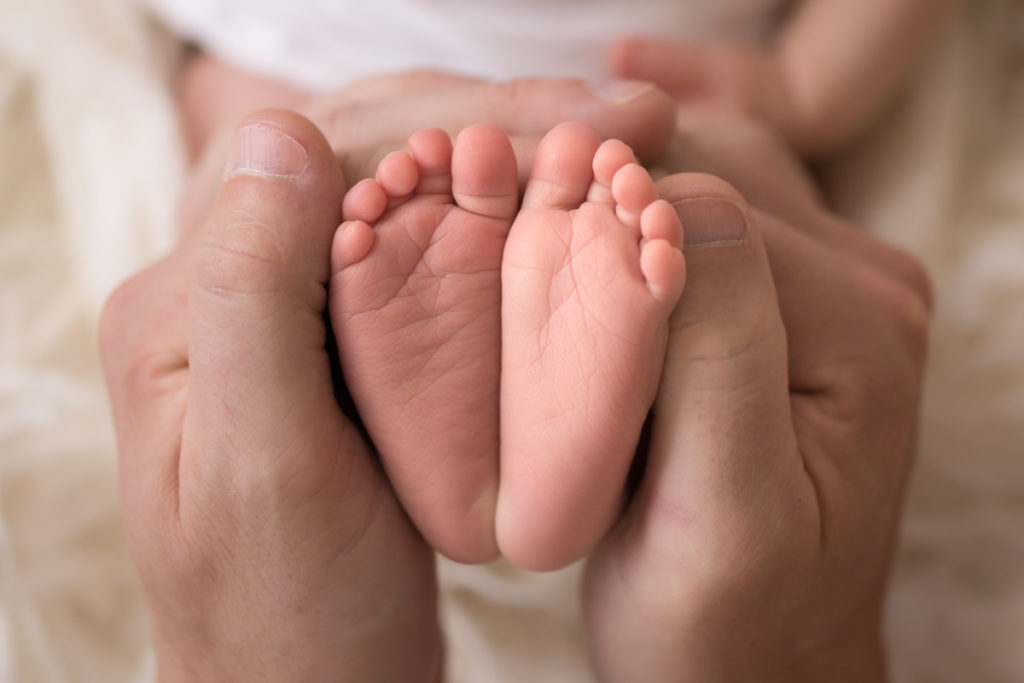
top-left (145, 0), bottom-right (788, 93)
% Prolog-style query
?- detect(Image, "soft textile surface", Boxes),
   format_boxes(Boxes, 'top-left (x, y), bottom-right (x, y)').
top-left (0, 0), bottom-right (1022, 681)
top-left (825, 4), bottom-right (1024, 680)
top-left (139, 0), bottom-right (783, 90)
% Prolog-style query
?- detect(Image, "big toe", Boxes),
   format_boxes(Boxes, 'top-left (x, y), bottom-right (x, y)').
top-left (452, 124), bottom-right (519, 220)
top-left (521, 121), bottom-right (602, 211)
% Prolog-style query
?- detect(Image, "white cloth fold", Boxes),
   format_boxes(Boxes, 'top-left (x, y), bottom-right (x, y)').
top-left (142, 0), bottom-right (785, 91)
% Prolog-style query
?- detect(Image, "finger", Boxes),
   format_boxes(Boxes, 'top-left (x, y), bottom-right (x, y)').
top-left (640, 176), bottom-right (805, 547)
top-left (757, 210), bottom-right (928, 481)
top-left (663, 110), bottom-right (933, 306)
top-left (185, 110), bottom-right (363, 491)
top-left (320, 78), bottom-right (676, 181)
top-left (806, 209), bottom-right (933, 310)
top-left (99, 250), bottom-right (191, 517)
top-left (183, 73), bottom-right (481, 240)
top-left (609, 37), bottom-right (710, 96)
top-left (656, 178), bottom-right (928, 438)
top-left (306, 70), bottom-right (482, 112)
top-left (648, 175), bottom-right (927, 529)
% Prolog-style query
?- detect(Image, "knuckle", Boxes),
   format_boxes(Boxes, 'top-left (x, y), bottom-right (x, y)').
top-left (98, 277), bottom-right (139, 359)
top-left (666, 303), bottom-right (786, 396)
top-left (821, 269), bottom-right (931, 424)
top-left (860, 266), bottom-right (931, 362)
top-left (98, 268), bottom-right (161, 373)
top-left (888, 246), bottom-right (934, 313)
top-left (194, 212), bottom-right (289, 298)
top-left (98, 255), bottom-right (188, 407)
top-left (121, 347), bottom-right (187, 405)
top-left (830, 362), bottom-right (909, 419)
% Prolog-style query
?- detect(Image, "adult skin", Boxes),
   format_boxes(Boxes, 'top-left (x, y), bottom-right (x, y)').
top-left (101, 67), bottom-right (930, 681)
top-left (101, 111), bottom-right (443, 682)
top-left (586, 163), bottom-right (929, 682)
top-left (101, 75), bottom-right (682, 679)
top-left (582, 110), bottom-right (929, 683)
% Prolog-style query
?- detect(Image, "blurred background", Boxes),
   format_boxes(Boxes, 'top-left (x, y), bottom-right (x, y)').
top-left (1, 0), bottom-right (1023, 681)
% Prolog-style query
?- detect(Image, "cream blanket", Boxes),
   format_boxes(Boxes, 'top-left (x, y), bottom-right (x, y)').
top-left (1, 0), bottom-right (1022, 681)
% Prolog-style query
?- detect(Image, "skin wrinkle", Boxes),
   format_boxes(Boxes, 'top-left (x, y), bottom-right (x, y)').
top-left (563, 207), bottom-right (651, 344)
top-left (339, 261), bottom-right (495, 323)
top-left (357, 305), bottom-right (481, 365)
top-left (529, 366), bottom-right (594, 445)
top-left (202, 206), bottom-right (288, 263)
top-left (360, 277), bottom-right (494, 348)
top-left (531, 213), bottom-right (584, 355)
top-left (789, 406), bottom-right (858, 552)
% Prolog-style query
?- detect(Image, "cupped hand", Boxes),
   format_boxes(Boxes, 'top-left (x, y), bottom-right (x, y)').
top-left (583, 131), bottom-right (930, 680)
top-left (172, 69), bottom-right (680, 564)
top-left (179, 70), bottom-right (677, 239)
top-left (100, 111), bottom-right (441, 682)
top-left (306, 73), bottom-right (676, 182)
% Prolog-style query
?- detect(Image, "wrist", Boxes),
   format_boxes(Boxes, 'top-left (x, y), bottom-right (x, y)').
top-left (153, 614), bottom-right (445, 683)
top-left (586, 576), bottom-right (887, 683)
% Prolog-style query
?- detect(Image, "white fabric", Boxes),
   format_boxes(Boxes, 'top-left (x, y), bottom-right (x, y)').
top-left (0, 0), bottom-right (180, 680)
top-left (3, 0), bottom-right (1024, 682)
top-left (142, 0), bottom-right (785, 91)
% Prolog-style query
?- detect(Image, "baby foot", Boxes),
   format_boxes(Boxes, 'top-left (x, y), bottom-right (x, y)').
top-left (329, 125), bottom-right (518, 563)
top-left (498, 121), bottom-right (686, 571)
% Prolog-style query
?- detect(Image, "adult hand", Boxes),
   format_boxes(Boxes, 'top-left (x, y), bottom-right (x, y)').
top-left (651, 109), bottom-right (930, 301)
top-left (609, 37), bottom-right (799, 151)
top-left (100, 111), bottom-right (441, 682)
top-left (179, 70), bottom-right (677, 239)
top-left (173, 70), bottom-right (678, 562)
top-left (306, 73), bottom-right (676, 182)
top-left (583, 137), bottom-right (930, 679)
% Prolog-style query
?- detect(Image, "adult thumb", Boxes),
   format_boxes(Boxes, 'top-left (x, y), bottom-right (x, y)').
top-left (186, 110), bottom-right (351, 462)
top-left (641, 174), bottom-right (801, 548)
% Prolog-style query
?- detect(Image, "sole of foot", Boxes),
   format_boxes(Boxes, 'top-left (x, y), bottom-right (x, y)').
top-left (497, 121), bottom-right (686, 571)
top-left (329, 124), bottom-right (519, 563)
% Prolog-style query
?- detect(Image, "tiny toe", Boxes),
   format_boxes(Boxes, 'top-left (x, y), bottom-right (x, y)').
top-left (331, 220), bottom-right (376, 271)
top-left (522, 121), bottom-right (601, 211)
top-left (408, 128), bottom-right (454, 195)
top-left (640, 199), bottom-right (683, 248)
top-left (588, 139), bottom-right (635, 205)
top-left (342, 178), bottom-right (388, 223)
top-left (452, 124), bottom-right (519, 220)
top-left (611, 162), bottom-right (658, 231)
top-left (640, 239), bottom-right (686, 305)
top-left (376, 150), bottom-right (419, 201)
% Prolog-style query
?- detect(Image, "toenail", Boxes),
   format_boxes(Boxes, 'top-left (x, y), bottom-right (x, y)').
top-left (225, 123), bottom-right (310, 179)
top-left (587, 79), bottom-right (655, 104)
top-left (672, 198), bottom-right (749, 250)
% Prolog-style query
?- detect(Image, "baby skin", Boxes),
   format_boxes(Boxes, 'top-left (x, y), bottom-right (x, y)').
top-left (330, 125), bottom-right (517, 564)
top-left (331, 122), bottom-right (685, 570)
